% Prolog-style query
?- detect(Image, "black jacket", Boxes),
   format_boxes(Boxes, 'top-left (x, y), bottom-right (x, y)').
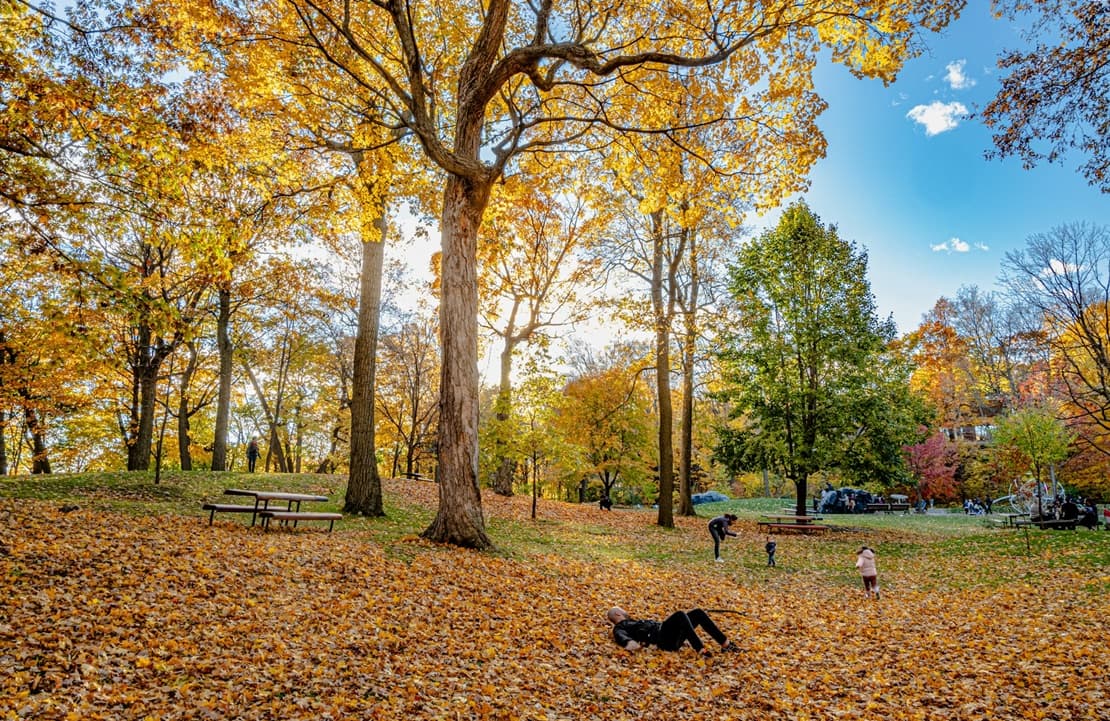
top-left (708, 516), bottom-right (737, 537)
top-left (613, 619), bottom-right (661, 648)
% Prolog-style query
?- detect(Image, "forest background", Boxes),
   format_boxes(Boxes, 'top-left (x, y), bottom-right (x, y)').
top-left (3, 0), bottom-right (1110, 542)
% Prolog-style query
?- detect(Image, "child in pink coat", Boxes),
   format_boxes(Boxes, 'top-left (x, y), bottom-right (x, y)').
top-left (855, 546), bottom-right (879, 599)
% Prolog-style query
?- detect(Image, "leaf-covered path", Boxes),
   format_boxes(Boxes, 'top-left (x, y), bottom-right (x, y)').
top-left (3, 485), bottom-right (1107, 720)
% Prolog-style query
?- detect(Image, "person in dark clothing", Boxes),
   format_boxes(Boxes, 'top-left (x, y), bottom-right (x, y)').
top-left (765, 536), bottom-right (777, 567)
top-left (605, 607), bottom-right (739, 656)
top-left (599, 493), bottom-right (613, 511)
top-left (708, 513), bottom-right (738, 562)
top-left (247, 438), bottom-right (260, 473)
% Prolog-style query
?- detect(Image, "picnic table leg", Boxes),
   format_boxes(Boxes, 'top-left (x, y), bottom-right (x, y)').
top-left (251, 498), bottom-right (267, 527)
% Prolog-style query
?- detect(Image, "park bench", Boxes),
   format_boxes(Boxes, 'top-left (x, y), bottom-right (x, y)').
top-left (1030, 518), bottom-right (1077, 531)
top-left (258, 510), bottom-right (343, 532)
top-left (202, 503), bottom-right (264, 526)
top-left (757, 521), bottom-right (829, 534)
top-left (402, 471), bottom-right (435, 482)
top-left (866, 502), bottom-right (912, 514)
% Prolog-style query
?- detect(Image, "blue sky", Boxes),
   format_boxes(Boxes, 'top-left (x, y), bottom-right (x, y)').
top-left (760, 3), bottom-right (1110, 335)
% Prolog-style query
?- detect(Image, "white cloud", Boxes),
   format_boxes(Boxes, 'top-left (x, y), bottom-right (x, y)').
top-left (906, 101), bottom-right (968, 136)
top-left (1043, 259), bottom-right (1079, 277)
top-left (932, 237), bottom-right (987, 254)
top-left (975, 242), bottom-right (990, 252)
top-left (944, 60), bottom-right (976, 90)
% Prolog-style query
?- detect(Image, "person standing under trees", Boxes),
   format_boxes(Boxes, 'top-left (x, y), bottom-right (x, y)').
top-left (247, 438), bottom-right (260, 473)
top-left (708, 513), bottom-right (738, 562)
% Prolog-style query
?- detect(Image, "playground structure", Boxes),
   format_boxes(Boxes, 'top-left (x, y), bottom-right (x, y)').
top-left (998, 476), bottom-right (1058, 517)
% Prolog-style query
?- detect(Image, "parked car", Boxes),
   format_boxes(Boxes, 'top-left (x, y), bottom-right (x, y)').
top-left (692, 491), bottom-right (730, 505)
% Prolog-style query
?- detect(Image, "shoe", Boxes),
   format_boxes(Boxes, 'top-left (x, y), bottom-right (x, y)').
top-left (720, 641), bottom-right (741, 653)
top-left (715, 557), bottom-right (725, 563)
top-left (698, 648), bottom-right (713, 658)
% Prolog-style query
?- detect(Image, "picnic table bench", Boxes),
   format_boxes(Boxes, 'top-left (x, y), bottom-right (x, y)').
top-left (866, 503), bottom-right (912, 514)
top-left (258, 510), bottom-right (342, 532)
top-left (758, 514), bottom-right (829, 534)
top-left (202, 488), bottom-right (337, 530)
top-left (758, 522), bottom-right (830, 534)
top-left (1029, 518), bottom-right (1077, 531)
top-left (401, 471), bottom-right (435, 482)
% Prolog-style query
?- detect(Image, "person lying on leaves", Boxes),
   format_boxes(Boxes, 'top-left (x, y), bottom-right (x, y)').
top-left (605, 607), bottom-right (741, 657)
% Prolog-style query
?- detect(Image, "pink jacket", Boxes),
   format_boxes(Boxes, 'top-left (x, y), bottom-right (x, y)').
top-left (855, 548), bottom-right (877, 576)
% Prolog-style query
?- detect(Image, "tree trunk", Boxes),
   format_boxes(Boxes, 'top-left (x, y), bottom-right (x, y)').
top-left (126, 319), bottom-right (174, 472)
top-left (0, 409), bottom-right (7, 476)
top-left (211, 287), bottom-right (233, 471)
top-left (177, 340), bottom-right (200, 471)
top-left (0, 336), bottom-right (8, 475)
top-left (242, 360), bottom-right (289, 472)
top-left (25, 407), bottom-right (51, 474)
top-left (421, 173), bottom-right (493, 549)
top-left (678, 347), bottom-right (695, 516)
top-left (491, 343), bottom-right (516, 496)
top-left (794, 476), bottom-right (809, 517)
top-left (677, 228), bottom-right (699, 517)
top-left (345, 221), bottom-right (386, 516)
top-left (650, 210), bottom-right (675, 528)
top-left (127, 365), bottom-right (159, 471)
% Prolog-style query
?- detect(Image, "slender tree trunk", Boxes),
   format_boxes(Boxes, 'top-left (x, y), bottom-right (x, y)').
top-left (650, 210), bottom-right (675, 528)
top-left (129, 366), bottom-right (160, 471)
top-left (126, 320), bottom-right (173, 472)
top-left (155, 356), bottom-right (174, 484)
top-left (345, 218), bottom-right (386, 515)
top-left (491, 342), bottom-right (516, 495)
top-left (211, 287), bottom-right (233, 471)
top-left (678, 350), bottom-right (695, 516)
top-left (177, 341), bottom-right (199, 471)
top-left (0, 336), bottom-right (8, 475)
top-left (677, 229), bottom-right (699, 517)
top-left (243, 360), bottom-right (289, 472)
top-left (0, 409), bottom-right (7, 476)
top-left (530, 452), bottom-right (538, 520)
top-left (25, 407), bottom-right (51, 474)
top-left (422, 173), bottom-right (493, 549)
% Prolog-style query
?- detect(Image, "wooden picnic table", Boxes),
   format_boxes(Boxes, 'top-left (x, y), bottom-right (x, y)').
top-left (203, 488), bottom-right (336, 530)
top-left (998, 512), bottom-right (1030, 527)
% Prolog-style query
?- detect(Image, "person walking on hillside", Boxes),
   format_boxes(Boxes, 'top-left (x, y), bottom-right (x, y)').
top-left (605, 607), bottom-right (741, 656)
top-left (855, 545), bottom-right (880, 600)
top-left (247, 438), bottom-right (260, 473)
top-left (708, 513), bottom-right (738, 562)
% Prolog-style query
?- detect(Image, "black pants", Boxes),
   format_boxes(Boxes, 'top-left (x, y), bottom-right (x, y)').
top-left (710, 526), bottom-right (725, 558)
top-left (248, 455), bottom-right (257, 472)
top-left (657, 609), bottom-right (726, 652)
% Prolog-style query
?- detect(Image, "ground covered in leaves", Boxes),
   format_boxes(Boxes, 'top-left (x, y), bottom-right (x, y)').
top-left (3, 480), bottom-right (1108, 720)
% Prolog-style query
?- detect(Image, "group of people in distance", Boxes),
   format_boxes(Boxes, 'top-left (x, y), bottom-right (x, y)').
top-left (603, 513), bottom-right (881, 656)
